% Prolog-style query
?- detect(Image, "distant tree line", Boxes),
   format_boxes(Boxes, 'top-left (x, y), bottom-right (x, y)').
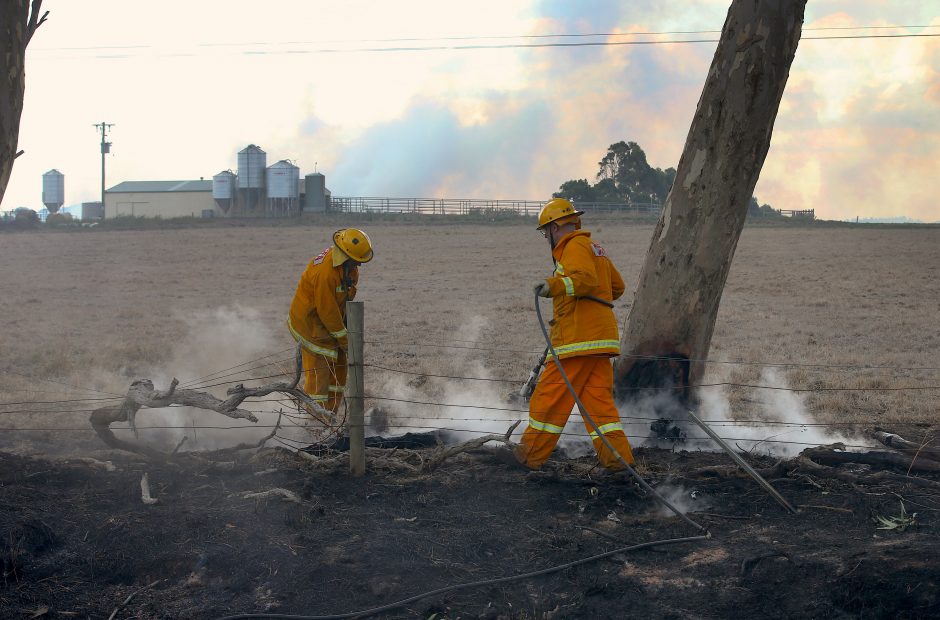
top-left (554, 140), bottom-right (778, 216)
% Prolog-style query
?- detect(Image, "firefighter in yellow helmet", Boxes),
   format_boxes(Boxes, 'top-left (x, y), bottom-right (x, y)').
top-left (288, 228), bottom-right (373, 413)
top-left (514, 198), bottom-right (635, 470)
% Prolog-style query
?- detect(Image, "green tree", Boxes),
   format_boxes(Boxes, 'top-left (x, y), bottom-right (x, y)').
top-left (554, 141), bottom-right (684, 205)
top-left (553, 179), bottom-right (595, 202)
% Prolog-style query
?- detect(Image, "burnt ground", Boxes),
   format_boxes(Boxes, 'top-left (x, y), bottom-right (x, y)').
top-left (1, 445), bottom-right (938, 620)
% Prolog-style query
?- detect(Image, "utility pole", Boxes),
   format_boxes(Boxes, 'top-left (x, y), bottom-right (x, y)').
top-left (93, 122), bottom-right (114, 214)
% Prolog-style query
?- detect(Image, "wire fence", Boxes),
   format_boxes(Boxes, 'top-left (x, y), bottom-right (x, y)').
top-left (2, 324), bottom-right (937, 457)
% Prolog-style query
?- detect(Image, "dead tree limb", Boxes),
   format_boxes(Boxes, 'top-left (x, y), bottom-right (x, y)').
top-left (89, 344), bottom-right (330, 459)
top-left (802, 446), bottom-right (940, 474)
top-left (872, 430), bottom-right (940, 463)
top-left (422, 421), bottom-right (521, 472)
top-left (797, 455), bottom-right (940, 491)
top-left (615, 0), bottom-right (807, 411)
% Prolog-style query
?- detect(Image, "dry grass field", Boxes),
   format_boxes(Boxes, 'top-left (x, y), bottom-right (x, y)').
top-left (2, 218), bottom-right (939, 619)
top-left (1, 218), bottom-right (937, 452)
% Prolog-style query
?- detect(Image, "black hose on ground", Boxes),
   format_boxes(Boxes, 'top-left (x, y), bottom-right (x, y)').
top-left (533, 292), bottom-right (709, 534)
top-left (214, 535), bottom-right (709, 620)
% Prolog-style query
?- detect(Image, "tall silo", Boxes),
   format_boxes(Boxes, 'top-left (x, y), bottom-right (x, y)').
top-left (304, 172), bottom-right (327, 213)
top-left (42, 169), bottom-right (65, 214)
top-left (266, 160), bottom-right (300, 217)
top-left (236, 144), bottom-right (266, 214)
top-left (212, 170), bottom-right (236, 213)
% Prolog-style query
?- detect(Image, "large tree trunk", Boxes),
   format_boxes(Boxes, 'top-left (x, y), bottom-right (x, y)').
top-left (0, 0), bottom-right (47, 208)
top-left (614, 0), bottom-right (806, 413)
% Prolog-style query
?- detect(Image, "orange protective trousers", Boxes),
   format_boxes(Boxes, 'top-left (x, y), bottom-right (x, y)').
top-left (301, 348), bottom-right (347, 413)
top-left (519, 356), bottom-right (634, 470)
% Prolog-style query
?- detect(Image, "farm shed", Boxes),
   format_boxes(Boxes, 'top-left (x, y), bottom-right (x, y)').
top-left (104, 180), bottom-right (222, 219)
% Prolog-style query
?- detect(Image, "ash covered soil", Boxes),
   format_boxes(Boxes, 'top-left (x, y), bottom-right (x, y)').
top-left (1, 445), bottom-right (938, 620)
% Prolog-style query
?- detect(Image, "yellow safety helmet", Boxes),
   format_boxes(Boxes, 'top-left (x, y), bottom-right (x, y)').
top-left (537, 198), bottom-right (584, 230)
top-left (332, 228), bottom-right (374, 264)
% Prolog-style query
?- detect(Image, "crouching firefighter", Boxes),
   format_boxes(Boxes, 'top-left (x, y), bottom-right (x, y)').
top-left (513, 198), bottom-right (635, 470)
top-left (288, 228), bottom-right (374, 414)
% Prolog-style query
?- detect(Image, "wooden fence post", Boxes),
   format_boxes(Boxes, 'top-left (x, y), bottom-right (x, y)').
top-left (346, 301), bottom-right (366, 476)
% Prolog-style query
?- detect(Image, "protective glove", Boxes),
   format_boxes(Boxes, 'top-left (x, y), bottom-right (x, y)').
top-left (534, 282), bottom-right (551, 298)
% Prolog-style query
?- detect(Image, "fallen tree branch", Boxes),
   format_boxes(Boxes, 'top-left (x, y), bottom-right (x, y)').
top-left (89, 345), bottom-right (329, 459)
top-left (240, 488), bottom-right (301, 504)
top-left (422, 421), bottom-right (521, 472)
top-left (797, 455), bottom-right (940, 491)
top-left (107, 579), bottom-right (162, 620)
top-left (872, 430), bottom-right (940, 463)
top-left (684, 459), bottom-right (789, 481)
top-left (802, 446), bottom-right (940, 474)
top-left (201, 413), bottom-right (284, 457)
top-left (797, 504), bottom-right (854, 514)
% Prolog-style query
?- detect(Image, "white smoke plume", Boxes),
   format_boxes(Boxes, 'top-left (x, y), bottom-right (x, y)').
top-left (372, 315), bottom-right (617, 460)
top-left (373, 315), bottom-right (527, 444)
top-left (654, 484), bottom-right (710, 517)
top-left (110, 306), bottom-right (296, 452)
top-left (683, 368), bottom-right (868, 457)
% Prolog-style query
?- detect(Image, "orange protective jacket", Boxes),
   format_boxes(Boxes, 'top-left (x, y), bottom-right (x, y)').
top-left (287, 247), bottom-right (358, 359)
top-left (544, 230), bottom-right (624, 359)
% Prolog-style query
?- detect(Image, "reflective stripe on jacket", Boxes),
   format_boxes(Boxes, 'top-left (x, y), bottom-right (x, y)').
top-left (288, 246), bottom-right (358, 356)
top-left (545, 230), bottom-right (625, 360)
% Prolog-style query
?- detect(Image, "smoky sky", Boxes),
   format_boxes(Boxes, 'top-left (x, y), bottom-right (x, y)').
top-left (331, 99), bottom-right (553, 197)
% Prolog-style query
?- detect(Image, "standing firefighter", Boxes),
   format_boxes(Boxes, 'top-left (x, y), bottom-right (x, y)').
top-left (515, 198), bottom-right (635, 470)
top-left (288, 228), bottom-right (374, 413)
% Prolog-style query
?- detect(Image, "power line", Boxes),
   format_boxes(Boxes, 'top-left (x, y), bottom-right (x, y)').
top-left (29, 32), bottom-right (940, 60)
top-left (31, 24), bottom-right (940, 52)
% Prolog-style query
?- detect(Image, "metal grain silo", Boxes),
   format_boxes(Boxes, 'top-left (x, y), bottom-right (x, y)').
top-left (266, 160), bottom-right (299, 198)
top-left (304, 172), bottom-right (327, 212)
top-left (212, 170), bottom-right (236, 213)
top-left (266, 160), bottom-right (300, 217)
top-left (236, 144), bottom-right (266, 189)
top-left (42, 169), bottom-right (65, 214)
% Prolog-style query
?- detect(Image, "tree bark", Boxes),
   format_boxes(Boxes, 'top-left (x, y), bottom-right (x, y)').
top-left (614, 0), bottom-right (806, 412)
top-left (0, 0), bottom-right (48, 208)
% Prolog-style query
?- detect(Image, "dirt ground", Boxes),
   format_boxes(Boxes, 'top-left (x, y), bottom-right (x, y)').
top-left (2, 218), bottom-right (939, 618)
top-left (1, 444), bottom-right (938, 619)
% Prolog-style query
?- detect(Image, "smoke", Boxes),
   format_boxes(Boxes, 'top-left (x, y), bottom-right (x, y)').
top-left (372, 315), bottom-right (528, 444)
top-left (630, 367), bottom-right (871, 458)
top-left (111, 306), bottom-right (294, 452)
top-left (369, 315), bottom-right (615, 460)
top-left (654, 483), bottom-right (709, 517)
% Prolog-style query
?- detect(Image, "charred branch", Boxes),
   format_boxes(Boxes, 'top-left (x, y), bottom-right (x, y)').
top-left (797, 454), bottom-right (940, 491)
top-left (802, 446), bottom-right (940, 474)
top-left (422, 421), bottom-right (521, 472)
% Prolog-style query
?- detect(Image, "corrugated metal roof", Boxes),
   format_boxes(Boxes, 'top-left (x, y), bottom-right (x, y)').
top-left (107, 180), bottom-right (212, 193)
